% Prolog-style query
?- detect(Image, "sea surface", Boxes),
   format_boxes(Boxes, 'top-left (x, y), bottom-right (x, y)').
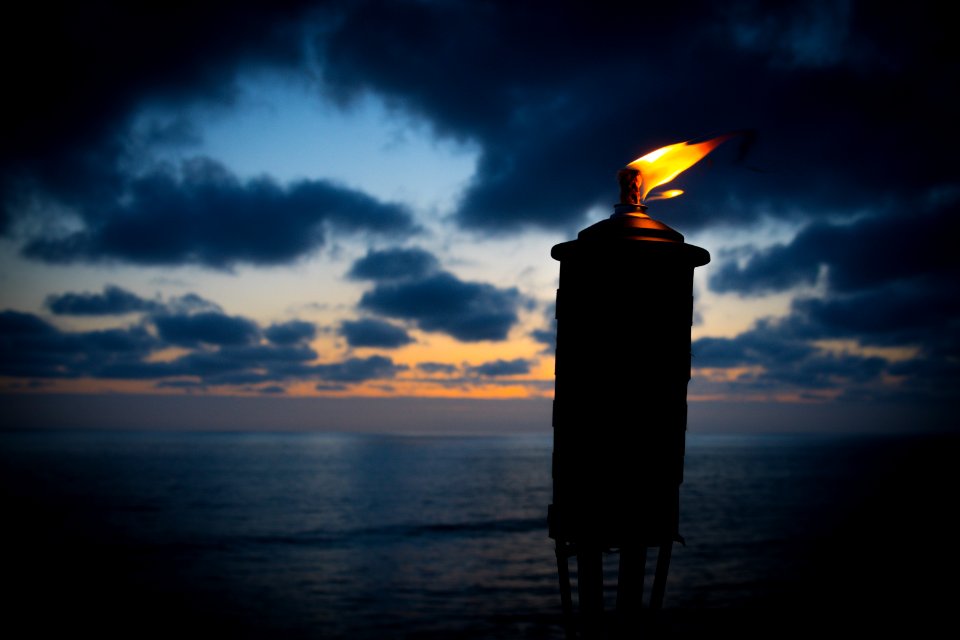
top-left (2, 430), bottom-right (957, 638)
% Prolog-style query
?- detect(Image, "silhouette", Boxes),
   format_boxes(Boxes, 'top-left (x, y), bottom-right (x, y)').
top-left (548, 177), bottom-right (710, 638)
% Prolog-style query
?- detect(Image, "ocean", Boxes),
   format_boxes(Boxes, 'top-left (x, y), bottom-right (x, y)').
top-left (2, 430), bottom-right (957, 638)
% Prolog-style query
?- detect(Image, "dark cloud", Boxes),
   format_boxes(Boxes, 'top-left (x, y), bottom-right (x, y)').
top-left (693, 319), bottom-right (816, 368)
top-left (416, 362), bottom-right (459, 375)
top-left (312, 355), bottom-right (406, 383)
top-left (19, 157), bottom-right (416, 268)
top-left (2, 3), bottom-right (411, 270)
top-left (531, 301), bottom-right (556, 351)
top-left (46, 285), bottom-right (164, 316)
top-left (347, 247), bottom-right (440, 281)
top-left (710, 198), bottom-right (960, 297)
top-left (2, 1), bottom-right (318, 238)
top-left (697, 188), bottom-right (960, 402)
top-left (154, 311), bottom-right (261, 347)
top-left (692, 319), bottom-right (888, 397)
top-left (359, 271), bottom-right (524, 342)
top-left (789, 284), bottom-right (960, 347)
top-left (0, 310), bottom-right (159, 379)
top-left (349, 246), bottom-right (526, 343)
top-left (467, 358), bottom-right (532, 377)
top-left (340, 318), bottom-right (414, 348)
top-left (44, 286), bottom-right (225, 324)
top-left (693, 294), bottom-right (959, 402)
top-left (5, 1), bottom-right (955, 255)
top-left (265, 320), bottom-right (317, 345)
top-left (531, 329), bottom-right (555, 348)
top-left (3, 2), bottom-right (315, 164)
top-left (164, 293), bottom-right (223, 314)
top-left (98, 341), bottom-right (319, 384)
top-left (318, 1), bottom-right (959, 232)
top-left (3, 1), bottom-right (957, 412)
top-left (191, 343), bottom-right (318, 367)
top-left (0, 298), bottom-right (412, 390)
top-left (6, 1), bottom-right (954, 249)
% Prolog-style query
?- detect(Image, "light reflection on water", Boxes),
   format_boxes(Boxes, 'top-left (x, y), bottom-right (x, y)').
top-left (2, 431), bottom-right (955, 638)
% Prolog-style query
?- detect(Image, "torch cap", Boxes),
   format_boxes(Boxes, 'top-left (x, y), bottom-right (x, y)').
top-left (578, 211), bottom-right (684, 243)
top-left (552, 208), bottom-right (710, 267)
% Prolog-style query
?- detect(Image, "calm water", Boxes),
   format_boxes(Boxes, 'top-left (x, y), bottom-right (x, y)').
top-left (2, 430), bottom-right (957, 638)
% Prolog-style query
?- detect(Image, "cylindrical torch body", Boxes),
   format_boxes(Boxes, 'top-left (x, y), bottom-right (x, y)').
top-left (549, 226), bottom-right (709, 549)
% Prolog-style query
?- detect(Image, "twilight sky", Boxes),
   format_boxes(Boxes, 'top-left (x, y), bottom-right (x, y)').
top-left (2, 0), bottom-right (957, 432)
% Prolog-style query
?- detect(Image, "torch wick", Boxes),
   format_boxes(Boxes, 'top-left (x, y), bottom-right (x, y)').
top-left (617, 169), bottom-right (642, 206)
top-left (614, 168), bottom-right (648, 217)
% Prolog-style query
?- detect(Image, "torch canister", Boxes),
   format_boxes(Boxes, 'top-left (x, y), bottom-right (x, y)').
top-left (548, 207), bottom-right (709, 550)
top-left (547, 197), bottom-right (711, 640)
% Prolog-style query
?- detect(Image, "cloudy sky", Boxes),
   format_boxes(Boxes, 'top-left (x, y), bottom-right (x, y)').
top-left (2, 0), bottom-right (957, 432)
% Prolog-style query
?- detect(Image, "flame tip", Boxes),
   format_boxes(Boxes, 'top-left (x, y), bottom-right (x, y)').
top-left (624, 133), bottom-right (733, 203)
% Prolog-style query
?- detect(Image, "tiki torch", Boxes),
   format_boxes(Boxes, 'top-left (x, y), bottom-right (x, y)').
top-left (548, 135), bottom-right (730, 638)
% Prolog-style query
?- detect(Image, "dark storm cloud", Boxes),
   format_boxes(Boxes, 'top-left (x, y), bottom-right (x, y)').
top-left (348, 246), bottom-right (526, 342)
top-left (359, 271), bottom-right (524, 342)
top-left (3, 2), bottom-right (316, 173)
top-left (693, 288), bottom-right (959, 402)
top-left (531, 329), bottom-right (555, 348)
top-left (3, 1), bottom-right (957, 410)
top-left (710, 197), bottom-right (960, 297)
top-left (318, 1), bottom-right (959, 232)
top-left (531, 301), bottom-right (556, 352)
top-left (692, 318), bottom-right (888, 396)
top-left (708, 193), bottom-right (960, 363)
top-left (45, 285), bottom-right (229, 318)
top-left (164, 293), bottom-right (223, 314)
top-left (6, 1), bottom-right (955, 252)
top-left (312, 355), bottom-right (406, 382)
top-left (189, 344), bottom-right (319, 368)
top-left (3, 3), bottom-right (417, 268)
top-left (467, 359), bottom-right (532, 377)
top-left (20, 158), bottom-right (416, 268)
top-left (340, 318), bottom-right (414, 348)
top-left (699, 187), bottom-right (960, 401)
top-left (347, 247), bottom-right (440, 281)
top-left (693, 320), bottom-right (816, 368)
top-left (265, 320), bottom-right (317, 345)
top-left (0, 310), bottom-right (159, 378)
top-left (45, 285), bottom-right (164, 316)
top-left (154, 311), bottom-right (261, 347)
top-left (0, 303), bottom-right (408, 389)
top-left (789, 285), bottom-right (960, 347)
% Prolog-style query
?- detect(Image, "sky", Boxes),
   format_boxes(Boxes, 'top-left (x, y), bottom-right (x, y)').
top-left (1, 0), bottom-right (958, 433)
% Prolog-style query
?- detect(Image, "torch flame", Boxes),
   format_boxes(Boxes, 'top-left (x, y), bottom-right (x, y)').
top-left (626, 133), bottom-right (734, 202)
top-left (646, 189), bottom-right (684, 201)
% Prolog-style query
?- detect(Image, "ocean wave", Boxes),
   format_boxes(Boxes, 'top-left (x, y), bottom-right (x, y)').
top-left (249, 516), bottom-right (546, 549)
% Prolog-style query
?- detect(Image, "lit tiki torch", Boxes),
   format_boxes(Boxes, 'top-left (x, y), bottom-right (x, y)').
top-left (548, 135), bottom-right (731, 638)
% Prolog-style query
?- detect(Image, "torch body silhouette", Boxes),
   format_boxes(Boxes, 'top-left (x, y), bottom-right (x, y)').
top-left (548, 202), bottom-right (709, 636)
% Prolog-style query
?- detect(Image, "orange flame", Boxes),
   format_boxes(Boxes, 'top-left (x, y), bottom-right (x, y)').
top-left (645, 189), bottom-right (684, 201)
top-left (626, 133), bottom-right (733, 202)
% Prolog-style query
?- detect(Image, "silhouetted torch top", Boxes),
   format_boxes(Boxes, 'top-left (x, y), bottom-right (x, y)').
top-left (554, 133), bottom-right (731, 261)
top-left (571, 168), bottom-right (688, 245)
top-left (551, 176), bottom-right (708, 268)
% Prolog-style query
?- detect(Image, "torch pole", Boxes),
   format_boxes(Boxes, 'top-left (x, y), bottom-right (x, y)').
top-left (548, 171), bottom-right (709, 637)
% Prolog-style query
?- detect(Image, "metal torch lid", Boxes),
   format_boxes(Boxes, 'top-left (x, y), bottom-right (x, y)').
top-left (551, 167), bottom-right (710, 266)
top-left (577, 206), bottom-right (684, 243)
